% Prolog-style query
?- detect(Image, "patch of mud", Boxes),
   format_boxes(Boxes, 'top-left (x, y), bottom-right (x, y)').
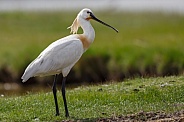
top-left (97, 110), bottom-right (184, 122)
top-left (62, 110), bottom-right (184, 122)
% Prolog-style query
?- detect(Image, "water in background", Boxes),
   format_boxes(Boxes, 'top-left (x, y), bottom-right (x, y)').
top-left (0, 0), bottom-right (184, 14)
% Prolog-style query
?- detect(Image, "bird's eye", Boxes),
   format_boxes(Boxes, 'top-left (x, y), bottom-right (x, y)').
top-left (87, 11), bottom-right (90, 14)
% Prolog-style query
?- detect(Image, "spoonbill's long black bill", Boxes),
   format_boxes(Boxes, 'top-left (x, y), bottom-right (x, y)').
top-left (89, 12), bottom-right (119, 33)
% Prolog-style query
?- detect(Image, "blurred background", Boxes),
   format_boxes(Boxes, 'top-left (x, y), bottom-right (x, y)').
top-left (0, 0), bottom-right (184, 13)
top-left (0, 0), bottom-right (184, 96)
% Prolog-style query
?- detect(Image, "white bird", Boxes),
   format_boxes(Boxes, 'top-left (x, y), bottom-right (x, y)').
top-left (21, 8), bottom-right (118, 117)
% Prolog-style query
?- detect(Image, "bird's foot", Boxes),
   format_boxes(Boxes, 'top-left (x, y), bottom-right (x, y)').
top-left (55, 112), bottom-right (60, 116)
top-left (65, 113), bottom-right (69, 118)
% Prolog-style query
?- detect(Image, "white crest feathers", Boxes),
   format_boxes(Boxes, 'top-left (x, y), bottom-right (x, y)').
top-left (67, 17), bottom-right (80, 34)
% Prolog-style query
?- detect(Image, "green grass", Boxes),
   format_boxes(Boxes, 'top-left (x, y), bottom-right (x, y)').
top-left (0, 11), bottom-right (184, 77)
top-left (0, 76), bottom-right (184, 121)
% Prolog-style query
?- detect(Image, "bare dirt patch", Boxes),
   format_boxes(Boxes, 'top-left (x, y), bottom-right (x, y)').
top-left (62, 110), bottom-right (184, 122)
top-left (97, 110), bottom-right (184, 122)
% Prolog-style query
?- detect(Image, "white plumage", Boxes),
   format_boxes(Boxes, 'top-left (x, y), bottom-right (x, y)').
top-left (22, 35), bottom-right (83, 82)
top-left (21, 8), bottom-right (118, 117)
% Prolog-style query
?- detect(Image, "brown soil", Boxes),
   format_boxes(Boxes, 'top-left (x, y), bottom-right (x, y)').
top-left (63, 110), bottom-right (184, 122)
top-left (97, 110), bottom-right (184, 122)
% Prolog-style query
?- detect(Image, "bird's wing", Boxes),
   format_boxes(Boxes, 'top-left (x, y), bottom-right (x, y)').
top-left (22, 36), bottom-right (83, 82)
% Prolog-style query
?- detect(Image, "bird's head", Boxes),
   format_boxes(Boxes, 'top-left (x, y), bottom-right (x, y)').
top-left (68, 8), bottom-right (118, 34)
top-left (78, 8), bottom-right (93, 20)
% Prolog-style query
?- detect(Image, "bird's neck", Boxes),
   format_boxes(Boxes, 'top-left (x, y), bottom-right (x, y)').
top-left (80, 20), bottom-right (95, 44)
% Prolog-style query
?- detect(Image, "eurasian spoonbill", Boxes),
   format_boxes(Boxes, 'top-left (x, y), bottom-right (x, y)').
top-left (21, 8), bottom-right (118, 117)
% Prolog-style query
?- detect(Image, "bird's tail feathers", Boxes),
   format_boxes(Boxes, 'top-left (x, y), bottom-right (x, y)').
top-left (21, 65), bottom-right (36, 83)
top-left (21, 74), bottom-right (29, 83)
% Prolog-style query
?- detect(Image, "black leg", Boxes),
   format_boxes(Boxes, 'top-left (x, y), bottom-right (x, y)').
top-left (52, 74), bottom-right (60, 116)
top-left (61, 77), bottom-right (69, 117)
